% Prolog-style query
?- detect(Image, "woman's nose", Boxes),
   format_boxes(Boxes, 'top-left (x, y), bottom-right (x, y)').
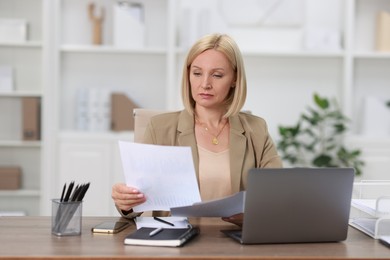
top-left (201, 76), bottom-right (212, 89)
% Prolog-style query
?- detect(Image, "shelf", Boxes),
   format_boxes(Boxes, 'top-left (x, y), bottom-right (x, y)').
top-left (59, 131), bottom-right (134, 141)
top-left (0, 91), bottom-right (42, 98)
top-left (354, 52), bottom-right (390, 59)
top-left (61, 45), bottom-right (167, 55)
top-left (0, 140), bottom-right (41, 148)
top-left (241, 50), bottom-right (345, 58)
top-left (0, 42), bottom-right (42, 48)
top-left (175, 48), bottom-right (345, 58)
top-left (0, 190), bottom-right (40, 197)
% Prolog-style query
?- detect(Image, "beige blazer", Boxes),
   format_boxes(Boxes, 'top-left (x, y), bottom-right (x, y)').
top-left (143, 110), bottom-right (283, 193)
top-left (121, 110), bottom-right (282, 218)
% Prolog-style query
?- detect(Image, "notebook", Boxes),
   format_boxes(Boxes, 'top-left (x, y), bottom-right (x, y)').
top-left (222, 167), bottom-right (355, 244)
top-left (124, 227), bottom-right (199, 247)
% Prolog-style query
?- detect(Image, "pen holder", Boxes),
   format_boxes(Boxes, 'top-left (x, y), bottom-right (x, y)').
top-left (51, 199), bottom-right (82, 236)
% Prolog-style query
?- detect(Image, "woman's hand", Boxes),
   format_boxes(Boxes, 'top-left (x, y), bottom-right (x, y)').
top-left (111, 183), bottom-right (146, 212)
top-left (222, 213), bottom-right (243, 227)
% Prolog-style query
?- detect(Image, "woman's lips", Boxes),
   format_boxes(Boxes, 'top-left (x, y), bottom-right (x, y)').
top-left (199, 93), bottom-right (213, 99)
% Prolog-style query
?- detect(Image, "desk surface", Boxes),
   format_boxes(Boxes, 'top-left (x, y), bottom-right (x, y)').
top-left (0, 216), bottom-right (389, 260)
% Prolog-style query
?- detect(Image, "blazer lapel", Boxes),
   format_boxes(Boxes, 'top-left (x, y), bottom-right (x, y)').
top-left (177, 111), bottom-right (200, 184)
top-left (229, 115), bottom-right (247, 193)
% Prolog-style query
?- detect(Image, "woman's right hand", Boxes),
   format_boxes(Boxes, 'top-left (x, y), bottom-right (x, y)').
top-left (111, 183), bottom-right (146, 212)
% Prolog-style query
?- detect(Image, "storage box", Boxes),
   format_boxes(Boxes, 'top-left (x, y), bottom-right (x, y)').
top-left (113, 2), bottom-right (145, 48)
top-left (22, 97), bottom-right (41, 140)
top-left (111, 93), bottom-right (138, 131)
top-left (0, 19), bottom-right (27, 43)
top-left (0, 167), bottom-right (21, 190)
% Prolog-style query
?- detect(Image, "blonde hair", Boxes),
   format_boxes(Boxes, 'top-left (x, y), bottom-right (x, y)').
top-left (181, 33), bottom-right (247, 117)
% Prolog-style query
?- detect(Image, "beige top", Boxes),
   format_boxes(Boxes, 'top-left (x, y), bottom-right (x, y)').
top-left (198, 145), bottom-right (231, 201)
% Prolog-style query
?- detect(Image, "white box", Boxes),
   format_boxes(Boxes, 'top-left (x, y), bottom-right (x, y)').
top-left (0, 19), bottom-right (27, 43)
top-left (0, 66), bottom-right (13, 92)
top-left (113, 2), bottom-right (145, 48)
top-left (303, 27), bottom-right (341, 51)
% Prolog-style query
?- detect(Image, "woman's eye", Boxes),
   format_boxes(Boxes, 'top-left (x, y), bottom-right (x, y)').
top-left (192, 72), bottom-right (201, 76)
top-left (213, 74), bottom-right (223, 78)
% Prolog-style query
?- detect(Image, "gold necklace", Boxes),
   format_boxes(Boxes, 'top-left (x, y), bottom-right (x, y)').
top-left (196, 118), bottom-right (228, 145)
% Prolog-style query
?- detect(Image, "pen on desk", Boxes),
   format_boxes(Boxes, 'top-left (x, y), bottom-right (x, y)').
top-left (149, 227), bottom-right (163, 237)
top-left (153, 217), bottom-right (175, 226)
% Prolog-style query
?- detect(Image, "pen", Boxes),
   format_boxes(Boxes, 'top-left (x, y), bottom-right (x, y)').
top-left (63, 181), bottom-right (74, 202)
top-left (149, 227), bottom-right (163, 237)
top-left (60, 184), bottom-right (66, 202)
top-left (153, 217), bottom-right (175, 226)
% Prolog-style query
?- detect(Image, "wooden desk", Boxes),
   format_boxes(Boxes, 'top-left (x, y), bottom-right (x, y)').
top-left (0, 216), bottom-right (389, 259)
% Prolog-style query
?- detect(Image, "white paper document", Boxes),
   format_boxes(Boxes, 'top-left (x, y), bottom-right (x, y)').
top-left (170, 191), bottom-right (245, 217)
top-left (352, 198), bottom-right (390, 217)
top-left (118, 141), bottom-right (201, 212)
top-left (134, 217), bottom-right (189, 229)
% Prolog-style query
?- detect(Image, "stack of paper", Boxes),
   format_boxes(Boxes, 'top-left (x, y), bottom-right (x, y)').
top-left (134, 217), bottom-right (189, 229)
top-left (350, 197), bottom-right (390, 239)
top-left (118, 141), bottom-right (244, 217)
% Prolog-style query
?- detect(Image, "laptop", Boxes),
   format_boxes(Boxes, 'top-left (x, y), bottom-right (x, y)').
top-left (222, 167), bottom-right (355, 244)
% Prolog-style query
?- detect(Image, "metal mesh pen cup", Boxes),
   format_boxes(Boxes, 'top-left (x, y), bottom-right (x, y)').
top-left (51, 199), bottom-right (82, 236)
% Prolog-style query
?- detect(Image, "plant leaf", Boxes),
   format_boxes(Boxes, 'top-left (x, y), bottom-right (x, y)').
top-left (312, 154), bottom-right (333, 167)
top-left (314, 93), bottom-right (329, 109)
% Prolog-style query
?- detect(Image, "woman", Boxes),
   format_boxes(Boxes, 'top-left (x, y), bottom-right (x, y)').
top-left (112, 33), bottom-right (282, 225)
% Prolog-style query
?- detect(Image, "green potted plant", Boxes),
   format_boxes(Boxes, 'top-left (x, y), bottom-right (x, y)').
top-left (277, 93), bottom-right (364, 176)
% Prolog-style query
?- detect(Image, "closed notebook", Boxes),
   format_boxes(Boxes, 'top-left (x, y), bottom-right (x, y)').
top-left (124, 227), bottom-right (199, 247)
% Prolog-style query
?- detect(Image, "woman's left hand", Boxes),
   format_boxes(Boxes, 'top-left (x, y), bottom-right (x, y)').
top-left (222, 213), bottom-right (243, 227)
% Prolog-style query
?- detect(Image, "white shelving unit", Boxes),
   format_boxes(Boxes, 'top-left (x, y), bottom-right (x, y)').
top-left (0, 0), bottom-right (43, 215)
top-left (1, 0), bottom-right (389, 215)
top-left (41, 0), bottom-right (176, 216)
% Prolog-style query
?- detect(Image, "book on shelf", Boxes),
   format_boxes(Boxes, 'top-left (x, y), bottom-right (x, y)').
top-left (376, 11), bottom-right (390, 52)
top-left (124, 226), bottom-right (199, 247)
top-left (22, 97), bottom-right (41, 141)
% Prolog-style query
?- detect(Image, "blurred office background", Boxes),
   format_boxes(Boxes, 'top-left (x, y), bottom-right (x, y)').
top-left (0, 0), bottom-right (389, 216)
